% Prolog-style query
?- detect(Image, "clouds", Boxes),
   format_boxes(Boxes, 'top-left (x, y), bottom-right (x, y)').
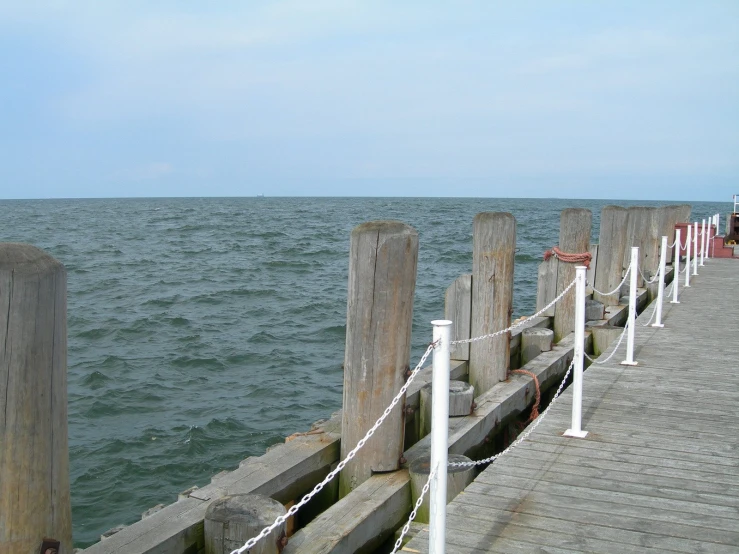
top-left (0, 1), bottom-right (737, 199)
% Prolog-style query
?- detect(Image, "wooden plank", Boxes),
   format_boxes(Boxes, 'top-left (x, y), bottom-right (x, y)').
top-left (445, 502), bottom-right (739, 554)
top-left (0, 244), bottom-right (72, 554)
top-left (553, 208), bottom-right (592, 341)
top-left (495, 452), bottom-right (739, 498)
top-left (593, 206), bottom-right (628, 306)
top-left (284, 470), bottom-right (410, 554)
top-left (535, 257), bottom-right (559, 316)
top-left (445, 274), bottom-right (472, 361)
top-left (469, 212), bottom-right (516, 394)
top-left (484, 461), bottom-right (739, 508)
top-left (469, 475), bottom-right (739, 520)
top-left (444, 512), bottom-right (680, 554)
top-left (340, 221), bottom-right (418, 496)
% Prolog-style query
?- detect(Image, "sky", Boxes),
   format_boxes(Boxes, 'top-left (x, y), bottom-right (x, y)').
top-left (1, 1), bottom-right (737, 200)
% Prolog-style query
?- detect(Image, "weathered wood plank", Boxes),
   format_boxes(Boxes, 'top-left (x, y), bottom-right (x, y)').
top-left (593, 206), bottom-right (628, 306)
top-left (553, 208), bottom-right (592, 341)
top-left (0, 244), bottom-right (72, 554)
top-left (469, 212), bottom-right (516, 394)
top-left (535, 257), bottom-right (559, 316)
top-left (284, 470), bottom-right (410, 554)
top-left (340, 221), bottom-right (418, 496)
top-left (445, 503), bottom-right (739, 554)
top-left (445, 274), bottom-right (471, 361)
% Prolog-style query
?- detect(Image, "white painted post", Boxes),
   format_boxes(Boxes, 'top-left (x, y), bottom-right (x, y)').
top-left (564, 266), bottom-right (588, 439)
top-left (621, 247), bottom-right (638, 366)
top-left (671, 229), bottom-right (681, 304)
top-left (700, 219), bottom-right (706, 266)
top-left (429, 320), bottom-right (451, 554)
top-left (685, 225), bottom-right (691, 288)
top-left (652, 236), bottom-right (667, 328)
top-left (692, 222), bottom-right (698, 275)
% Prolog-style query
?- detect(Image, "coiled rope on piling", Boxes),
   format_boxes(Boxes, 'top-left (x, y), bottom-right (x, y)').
top-left (544, 246), bottom-right (592, 268)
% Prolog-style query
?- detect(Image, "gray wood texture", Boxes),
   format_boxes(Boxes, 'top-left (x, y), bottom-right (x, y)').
top-left (340, 221), bottom-right (418, 497)
top-left (418, 381), bottom-right (474, 438)
top-left (469, 212), bottom-right (516, 394)
top-left (520, 328), bottom-right (553, 366)
top-left (622, 206), bottom-right (657, 286)
top-left (409, 455), bottom-right (474, 524)
top-left (204, 494), bottom-right (285, 554)
top-left (444, 274), bottom-right (472, 361)
top-left (593, 206), bottom-right (628, 306)
top-left (585, 298), bottom-right (604, 321)
top-left (553, 208), bottom-right (592, 342)
top-left (404, 258), bottom-right (739, 554)
top-left (0, 243), bottom-right (72, 554)
top-left (283, 470), bottom-right (411, 554)
top-left (535, 258), bottom-right (559, 316)
top-left (591, 325), bottom-right (624, 356)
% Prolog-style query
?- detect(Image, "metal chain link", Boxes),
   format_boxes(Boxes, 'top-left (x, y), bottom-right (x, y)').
top-left (390, 465), bottom-right (437, 553)
top-left (589, 262), bottom-right (632, 297)
top-left (230, 342), bottom-right (437, 554)
top-left (451, 277), bottom-right (577, 346)
top-left (449, 357), bottom-right (575, 469)
top-left (584, 320), bottom-right (629, 364)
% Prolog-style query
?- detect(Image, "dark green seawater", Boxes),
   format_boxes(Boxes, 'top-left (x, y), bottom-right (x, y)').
top-left (0, 197), bottom-right (725, 547)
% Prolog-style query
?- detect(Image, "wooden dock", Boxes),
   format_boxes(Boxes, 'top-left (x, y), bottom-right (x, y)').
top-left (404, 258), bottom-right (739, 553)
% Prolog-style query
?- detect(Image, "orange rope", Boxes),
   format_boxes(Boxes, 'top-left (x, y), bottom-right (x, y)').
top-left (543, 245), bottom-right (592, 268)
top-left (511, 369), bottom-right (540, 423)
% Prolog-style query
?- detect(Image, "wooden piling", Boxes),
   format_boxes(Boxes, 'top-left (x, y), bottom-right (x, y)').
top-left (444, 274), bottom-right (472, 361)
top-left (339, 221), bottom-right (418, 498)
top-left (469, 213), bottom-right (516, 395)
top-left (0, 244), bottom-right (72, 554)
top-left (593, 206), bottom-right (628, 306)
top-left (204, 494), bottom-right (286, 554)
top-left (520, 328), bottom-right (553, 366)
top-left (553, 209), bottom-right (592, 342)
top-left (622, 206), bottom-right (654, 286)
top-left (409, 455), bottom-right (474, 524)
top-left (535, 257), bottom-right (559, 317)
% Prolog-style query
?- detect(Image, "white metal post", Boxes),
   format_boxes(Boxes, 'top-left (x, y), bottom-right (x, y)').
top-left (565, 266), bottom-right (588, 438)
top-left (685, 225), bottom-right (691, 287)
top-left (671, 229), bottom-right (680, 304)
top-left (652, 236), bottom-right (667, 328)
top-left (622, 247), bottom-right (639, 366)
top-left (692, 222), bottom-right (698, 275)
top-left (429, 320), bottom-right (451, 554)
top-left (700, 219), bottom-right (706, 266)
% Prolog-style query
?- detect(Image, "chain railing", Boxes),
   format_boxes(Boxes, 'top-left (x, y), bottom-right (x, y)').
top-left (584, 320), bottom-right (629, 365)
top-left (589, 262), bottom-right (632, 297)
top-left (451, 277), bottom-right (577, 346)
top-left (229, 342), bottom-right (437, 554)
top-left (232, 230), bottom-right (702, 553)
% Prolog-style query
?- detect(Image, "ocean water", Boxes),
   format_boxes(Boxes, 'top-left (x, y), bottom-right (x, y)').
top-left (0, 196), bottom-right (725, 547)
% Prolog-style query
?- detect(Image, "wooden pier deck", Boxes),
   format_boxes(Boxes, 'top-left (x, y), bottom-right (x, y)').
top-left (404, 258), bottom-right (739, 553)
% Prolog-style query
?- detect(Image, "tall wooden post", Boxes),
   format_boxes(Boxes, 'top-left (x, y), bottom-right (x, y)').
top-left (593, 206), bottom-right (628, 306)
top-left (339, 222), bottom-right (418, 498)
top-left (1, 244), bottom-right (72, 554)
top-left (444, 274), bottom-right (472, 361)
top-left (622, 207), bottom-right (651, 286)
top-left (469, 213), bottom-right (516, 395)
top-left (553, 209), bottom-right (592, 342)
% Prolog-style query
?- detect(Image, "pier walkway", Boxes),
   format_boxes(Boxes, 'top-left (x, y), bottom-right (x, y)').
top-left (404, 258), bottom-right (739, 553)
